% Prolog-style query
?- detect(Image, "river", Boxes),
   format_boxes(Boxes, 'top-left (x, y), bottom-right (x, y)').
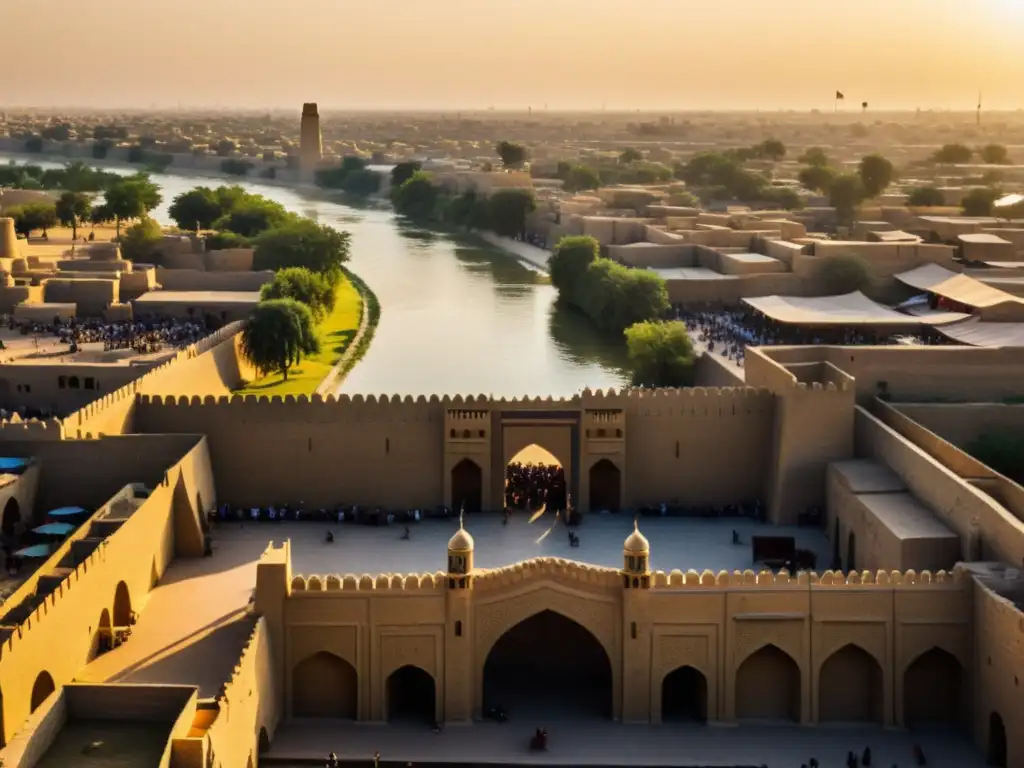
top-left (0, 154), bottom-right (630, 397)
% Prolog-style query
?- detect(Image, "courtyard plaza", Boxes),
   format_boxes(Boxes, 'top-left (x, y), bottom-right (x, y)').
top-left (265, 719), bottom-right (985, 768)
top-left (78, 515), bottom-right (829, 698)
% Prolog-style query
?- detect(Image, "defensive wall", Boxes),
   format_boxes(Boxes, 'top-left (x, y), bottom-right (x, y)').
top-left (153, 267), bottom-right (273, 293)
top-left (892, 402), bottom-right (1024, 449)
top-left (0, 434), bottom-right (213, 748)
top-left (60, 320), bottom-right (255, 438)
top-left (255, 538), bottom-right (976, 729)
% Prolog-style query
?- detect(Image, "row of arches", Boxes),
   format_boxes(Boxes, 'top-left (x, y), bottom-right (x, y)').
top-left (289, 612), bottom-right (975, 729)
top-left (451, 457), bottom-right (622, 513)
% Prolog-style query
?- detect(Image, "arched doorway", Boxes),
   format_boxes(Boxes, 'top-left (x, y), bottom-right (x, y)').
top-left (735, 644), bottom-right (801, 722)
top-left (258, 726), bottom-right (270, 754)
top-left (818, 644), bottom-right (883, 723)
top-left (95, 608), bottom-right (112, 657)
top-left (1, 498), bottom-right (20, 536)
top-left (113, 581), bottom-right (132, 627)
top-left (662, 666), bottom-right (708, 722)
top-left (292, 652), bottom-right (358, 719)
top-left (483, 610), bottom-right (612, 720)
top-left (386, 665), bottom-right (436, 723)
top-left (451, 458), bottom-right (482, 513)
top-left (30, 671), bottom-right (55, 713)
top-left (903, 647), bottom-right (962, 726)
top-left (505, 444), bottom-right (566, 513)
top-left (988, 712), bottom-right (1007, 768)
top-left (588, 460), bottom-right (621, 513)
top-left (846, 532), bottom-right (856, 571)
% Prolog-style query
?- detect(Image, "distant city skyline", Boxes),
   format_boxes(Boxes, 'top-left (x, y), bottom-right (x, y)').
top-left (4, 0), bottom-right (1023, 112)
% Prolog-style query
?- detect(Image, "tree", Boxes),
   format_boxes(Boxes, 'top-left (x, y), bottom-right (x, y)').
top-left (828, 174), bottom-right (866, 225)
top-left (204, 231), bottom-right (250, 251)
top-left (339, 169), bottom-right (381, 197)
top-left (253, 219), bottom-right (350, 279)
top-left (578, 260), bottom-right (669, 334)
top-left (548, 235), bottom-right (599, 297)
top-left (966, 432), bottom-right (1024, 484)
top-left (391, 171), bottom-right (439, 220)
top-left (55, 191), bottom-right (92, 240)
top-left (962, 187), bottom-right (1001, 217)
top-left (220, 158), bottom-right (254, 176)
top-left (798, 147), bottom-right (829, 167)
top-left (168, 187), bottom-right (224, 231)
top-left (755, 138), bottom-right (786, 161)
top-left (89, 204), bottom-right (114, 230)
top-left (240, 299), bottom-right (320, 381)
top-left (979, 144), bottom-right (1010, 165)
top-left (624, 320), bottom-right (697, 388)
top-left (7, 202), bottom-right (58, 238)
top-left (119, 217), bottom-right (165, 262)
top-left (907, 186), bottom-right (946, 207)
top-left (496, 141), bottom-right (528, 170)
top-left (561, 164), bottom-right (602, 193)
top-left (759, 187), bottom-right (804, 211)
top-left (259, 267), bottom-right (336, 320)
top-left (818, 254), bottom-right (872, 294)
top-left (858, 154), bottom-right (895, 198)
top-left (798, 165), bottom-right (837, 194)
top-left (619, 147), bottom-right (643, 164)
top-left (215, 139), bottom-right (237, 157)
top-left (104, 175), bottom-right (162, 236)
top-left (214, 198), bottom-right (292, 238)
top-left (932, 143), bottom-right (973, 165)
top-left (486, 189), bottom-right (536, 238)
top-left (390, 161), bottom-right (422, 188)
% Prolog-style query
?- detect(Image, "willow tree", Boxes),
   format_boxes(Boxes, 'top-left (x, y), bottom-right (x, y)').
top-left (240, 299), bottom-right (320, 381)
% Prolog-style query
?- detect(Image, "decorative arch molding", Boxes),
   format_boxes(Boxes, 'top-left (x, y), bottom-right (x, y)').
top-left (734, 634), bottom-right (803, 673)
top-left (900, 640), bottom-right (967, 674)
top-left (815, 634), bottom-right (885, 674)
top-left (729, 632), bottom-right (807, 724)
top-left (503, 433), bottom-right (570, 470)
top-left (474, 583), bottom-right (620, 717)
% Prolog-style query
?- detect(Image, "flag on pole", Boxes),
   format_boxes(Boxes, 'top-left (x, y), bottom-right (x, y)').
top-left (836, 91), bottom-right (845, 100)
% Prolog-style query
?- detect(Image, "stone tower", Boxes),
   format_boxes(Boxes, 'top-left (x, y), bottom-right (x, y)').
top-left (621, 519), bottom-right (651, 722)
top-left (0, 217), bottom-right (20, 260)
top-left (444, 514), bottom-right (475, 721)
top-left (299, 103), bottom-right (322, 176)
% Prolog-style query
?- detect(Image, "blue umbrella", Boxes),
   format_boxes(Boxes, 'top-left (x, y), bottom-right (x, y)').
top-left (0, 458), bottom-right (27, 472)
top-left (33, 522), bottom-right (74, 536)
top-left (47, 506), bottom-right (86, 518)
top-left (14, 544), bottom-right (51, 558)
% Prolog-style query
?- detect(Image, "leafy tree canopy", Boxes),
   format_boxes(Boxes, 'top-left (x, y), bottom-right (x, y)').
top-left (486, 189), bottom-right (536, 238)
top-left (798, 165), bottom-right (837, 194)
top-left (560, 164), bottom-right (602, 193)
top-left (496, 140), bottom-right (528, 170)
top-left (214, 198), bottom-right (293, 238)
top-left (6, 202), bottom-right (58, 237)
top-left (169, 187), bottom-right (225, 231)
top-left (391, 171), bottom-right (440, 220)
top-left (240, 299), bottom-right (320, 381)
top-left (55, 191), bottom-right (92, 240)
top-left (104, 174), bottom-right (162, 235)
top-left (979, 144), bottom-right (1011, 165)
top-left (259, 267), bottom-right (336, 320)
top-left (961, 187), bottom-right (1001, 217)
top-left (253, 219), bottom-right (350, 279)
top-left (754, 138), bottom-right (786, 161)
top-left (390, 161), bottom-right (422, 188)
top-left (548, 235), bottom-right (599, 296)
top-left (625, 320), bottom-right (697, 388)
top-left (818, 253), bottom-right (872, 295)
top-left (119, 217), bottom-right (165, 262)
top-left (827, 173), bottom-right (866, 225)
top-left (858, 154), bottom-right (895, 198)
top-left (932, 143), bottom-right (973, 165)
top-left (619, 147), bottom-right (644, 164)
top-left (798, 147), bottom-right (829, 167)
top-left (906, 186), bottom-right (946, 207)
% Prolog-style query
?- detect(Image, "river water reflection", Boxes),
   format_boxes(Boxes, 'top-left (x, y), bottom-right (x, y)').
top-left (1, 155), bottom-right (629, 396)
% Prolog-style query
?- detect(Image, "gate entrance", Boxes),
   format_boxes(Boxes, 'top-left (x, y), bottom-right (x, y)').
top-left (451, 458), bottom-right (482, 513)
top-left (505, 444), bottom-right (566, 513)
top-left (588, 459), bottom-right (621, 513)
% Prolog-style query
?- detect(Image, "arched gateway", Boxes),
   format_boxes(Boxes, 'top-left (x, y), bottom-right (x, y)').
top-left (482, 610), bottom-right (613, 720)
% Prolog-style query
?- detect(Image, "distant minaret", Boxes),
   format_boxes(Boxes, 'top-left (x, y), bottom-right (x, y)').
top-left (299, 103), bottom-right (322, 176)
top-left (977, 91), bottom-right (982, 126)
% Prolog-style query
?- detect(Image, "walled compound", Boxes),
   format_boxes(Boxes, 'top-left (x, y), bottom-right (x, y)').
top-left (0, 327), bottom-right (1018, 767)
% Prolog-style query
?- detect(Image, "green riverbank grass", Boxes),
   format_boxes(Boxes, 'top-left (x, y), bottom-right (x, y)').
top-left (235, 276), bottom-right (363, 397)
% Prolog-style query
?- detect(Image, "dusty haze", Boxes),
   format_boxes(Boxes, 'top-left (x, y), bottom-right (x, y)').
top-left (3, 0), bottom-right (1024, 110)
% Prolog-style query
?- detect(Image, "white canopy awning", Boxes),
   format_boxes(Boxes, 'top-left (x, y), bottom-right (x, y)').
top-left (895, 264), bottom-right (1024, 310)
top-left (937, 318), bottom-right (1024, 347)
top-left (743, 292), bottom-right (927, 326)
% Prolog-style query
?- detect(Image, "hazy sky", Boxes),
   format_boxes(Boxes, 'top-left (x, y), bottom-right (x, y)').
top-left (6, 0), bottom-right (1024, 111)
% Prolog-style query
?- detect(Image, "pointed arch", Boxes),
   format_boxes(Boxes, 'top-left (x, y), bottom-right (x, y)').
top-left (113, 581), bottom-right (132, 627)
top-left (735, 644), bottom-right (801, 722)
top-left (661, 665), bottom-right (708, 722)
top-left (292, 652), bottom-right (358, 719)
top-left (903, 647), bottom-right (962, 726)
top-left (818, 644), bottom-right (883, 723)
top-left (451, 458), bottom-right (482, 513)
top-left (988, 711), bottom-right (1007, 768)
top-left (386, 665), bottom-right (436, 723)
top-left (588, 459), bottom-right (621, 513)
top-left (30, 671), bottom-right (55, 713)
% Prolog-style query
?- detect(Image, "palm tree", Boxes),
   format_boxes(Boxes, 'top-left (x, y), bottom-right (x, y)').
top-left (240, 299), bottom-right (320, 381)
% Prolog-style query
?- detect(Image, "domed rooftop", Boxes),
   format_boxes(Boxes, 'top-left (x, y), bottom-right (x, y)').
top-left (623, 519), bottom-right (649, 553)
top-left (448, 516), bottom-right (474, 551)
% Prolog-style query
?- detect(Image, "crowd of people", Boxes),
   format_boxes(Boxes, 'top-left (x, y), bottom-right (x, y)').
top-left (3, 315), bottom-right (211, 355)
top-left (674, 306), bottom-right (951, 367)
top-left (504, 462), bottom-right (567, 513)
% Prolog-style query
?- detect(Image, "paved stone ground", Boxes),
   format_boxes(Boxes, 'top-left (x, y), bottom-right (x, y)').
top-left (212, 515), bottom-right (831, 576)
top-left (265, 719), bottom-right (986, 767)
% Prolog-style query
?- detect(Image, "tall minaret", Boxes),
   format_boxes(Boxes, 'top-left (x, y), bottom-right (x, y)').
top-left (299, 103), bottom-right (322, 177)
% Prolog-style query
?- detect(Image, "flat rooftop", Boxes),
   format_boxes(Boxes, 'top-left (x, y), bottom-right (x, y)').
top-left (722, 252), bottom-right (777, 263)
top-left (861, 493), bottom-right (959, 540)
top-left (34, 720), bottom-right (170, 768)
top-left (134, 290), bottom-right (260, 305)
top-left (647, 267), bottom-right (736, 281)
top-left (831, 460), bottom-right (907, 494)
